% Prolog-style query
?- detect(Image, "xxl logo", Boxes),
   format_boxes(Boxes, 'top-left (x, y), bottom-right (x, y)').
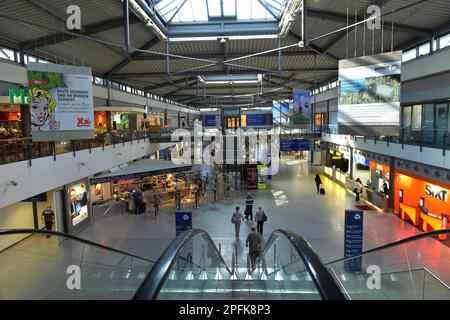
top-left (77, 117), bottom-right (91, 127)
top-left (425, 185), bottom-right (448, 203)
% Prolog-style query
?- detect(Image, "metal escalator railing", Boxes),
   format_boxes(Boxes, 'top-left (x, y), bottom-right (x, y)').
top-left (133, 229), bottom-right (231, 300)
top-left (250, 229), bottom-right (347, 300)
top-left (134, 228), bottom-right (347, 300)
top-left (325, 229), bottom-right (450, 300)
top-left (0, 229), bottom-right (154, 300)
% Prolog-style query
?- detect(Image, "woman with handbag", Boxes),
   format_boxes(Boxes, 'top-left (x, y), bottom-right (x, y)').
top-left (255, 206), bottom-right (267, 236)
top-left (231, 206), bottom-right (245, 237)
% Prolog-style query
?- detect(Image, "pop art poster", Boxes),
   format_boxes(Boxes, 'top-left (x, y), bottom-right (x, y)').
top-left (27, 62), bottom-right (94, 141)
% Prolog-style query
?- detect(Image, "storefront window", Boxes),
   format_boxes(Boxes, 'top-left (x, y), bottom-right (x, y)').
top-left (435, 103), bottom-right (448, 145)
top-left (422, 104), bottom-right (434, 144)
top-left (402, 106), bottom-right (412, 128)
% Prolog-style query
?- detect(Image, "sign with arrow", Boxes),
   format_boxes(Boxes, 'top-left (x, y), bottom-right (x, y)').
top-left (176, 211), bottom-right (193, 236)
top-left (344, 209), bottom-right (364, 272)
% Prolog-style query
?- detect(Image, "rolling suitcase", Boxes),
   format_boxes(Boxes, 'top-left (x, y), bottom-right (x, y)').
top-left (320, 187), bottom-right (326, 195)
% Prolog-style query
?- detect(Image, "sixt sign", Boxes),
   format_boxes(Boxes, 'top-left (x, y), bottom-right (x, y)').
top-left (425, 184), bottom-right (448, 203)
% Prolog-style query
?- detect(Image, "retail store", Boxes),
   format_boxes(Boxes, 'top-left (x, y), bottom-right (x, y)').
top-left (326, 145), bottom-right (350, 173)
top-left (394, 170), bottom-right (450, 236)
top-left (89, 159), bottom-right (194, 210)
top-left (94, 107), bottom-right (148, 133)
top-left (0, 84), bottom-right (25, 139)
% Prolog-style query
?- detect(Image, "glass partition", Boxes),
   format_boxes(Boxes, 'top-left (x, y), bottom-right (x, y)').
top-left (326, 232), bottom-right (450, 300)
top-left (0, 231), bottom-right (153, 300)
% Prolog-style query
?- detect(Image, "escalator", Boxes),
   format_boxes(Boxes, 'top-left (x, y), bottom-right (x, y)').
top-left (1, 228), bottom-right (450, 300)
top-left (133, 229), bottom-right (345, 300)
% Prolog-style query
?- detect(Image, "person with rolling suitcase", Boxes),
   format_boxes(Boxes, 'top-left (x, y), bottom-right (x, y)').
top-left (315, 174), bottom-right (323, 194)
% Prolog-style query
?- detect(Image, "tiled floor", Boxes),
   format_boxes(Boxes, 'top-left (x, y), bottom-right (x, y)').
top-left (79, 157), bottom-right (423, 263)
top-left (2, 156), bottom-right (450, 298)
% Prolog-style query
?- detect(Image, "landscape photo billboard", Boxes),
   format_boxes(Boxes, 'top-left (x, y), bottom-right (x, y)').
top-left (338, 51), bottom-right (402, 136)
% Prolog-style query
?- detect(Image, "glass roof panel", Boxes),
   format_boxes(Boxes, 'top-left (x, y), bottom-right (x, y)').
top-left (207, 0), bottom-right (222, 16)
top-left (222, 0), bottom-right (237, 16)
top-left (156, 0), bottom-right (288, 23)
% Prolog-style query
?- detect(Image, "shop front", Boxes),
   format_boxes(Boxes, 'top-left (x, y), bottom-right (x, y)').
top-left (0, 84), bottom-right (26, 139)
top-left (94, 107), bottom-right (148, 133)
top-left (323, 145), bottom-right (350, 187)
top-left (89, 159), bottom-right (194, 214)
top-left (360, 161), bottom-right (391, 211)
top-left (0, 109), bottom-right (21, 139)
top-left (394, 170), bottom-right (450, 238)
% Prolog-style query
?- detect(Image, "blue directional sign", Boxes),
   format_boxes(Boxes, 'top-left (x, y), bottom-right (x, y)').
top-left (246, 114), bottom-right (267, 126)
top-left (21, 192), bottom-right (47, 202)
top-left (280, 138), bottom-right (312, 151)
top-left (344, 210), bottom-right (364, 272)
top-left (176, 211), bottom-right (193, 236)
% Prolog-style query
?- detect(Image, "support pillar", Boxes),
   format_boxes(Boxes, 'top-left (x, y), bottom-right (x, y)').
top-left (20, 103), bottom-right (31, 138)
top-left (388, 157), bottom-right (396, 211)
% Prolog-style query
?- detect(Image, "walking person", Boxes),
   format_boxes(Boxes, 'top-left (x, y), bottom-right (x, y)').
top-left (246, 226), bottom-right (262, 269)
top-left (255, 206), bottom-right (267, 236)
top-left (153, 192), bottom-right (160, 218)
top-left (41, 206), bottom-right (55, 238)
top-left (213, 182), bottom-right (217, 203)
top-left (245, 193), bottom-right (254, 221)
top-left (231, 206), bottom-right (245, 237)
top-left (315, 174), bottom-right (323, 194)
top-left (354, 178), bottom-right (363, 202)
top-left (194, 184), bottom-right (200, 209)
top-left (174, 180), bottom-right (181, 210)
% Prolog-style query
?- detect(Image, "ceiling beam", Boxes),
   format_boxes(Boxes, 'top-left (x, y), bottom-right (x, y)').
top-left (308, 8), bottom-right (431, 37)
top-left (20, 16), bottom-right (141, 49)
top-left (26, 0), bottom-right (67, 25)
top-left (317, 1), bottom-right (433, 54)
top-left (133, 50), bottom-right (317, 61)
top-left (289, 31), bottom-right (339, 62)
top-left (104, 37), bottom-right (161, 78)
top-left (145, 76), bottom-right (194, 91)
top-left (111, 68), bottom-right (338, 78)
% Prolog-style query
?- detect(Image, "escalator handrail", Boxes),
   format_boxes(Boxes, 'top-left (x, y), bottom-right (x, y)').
top-left (0, 229), bottom-right (153, 263)
top-left (133, 228), bottom-right (232, 300)
top-left (251, 229), bottom-right (347, 300)
top-left (325, 229), bottom-right (450, 266)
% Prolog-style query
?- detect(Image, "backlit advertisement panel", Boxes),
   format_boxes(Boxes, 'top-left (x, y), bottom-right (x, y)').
top-left (338, 51), bottom-right (402, 136)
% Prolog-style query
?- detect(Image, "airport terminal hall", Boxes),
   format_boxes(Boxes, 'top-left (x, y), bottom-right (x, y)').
top-left (1, 0), bottom-right (450, 304)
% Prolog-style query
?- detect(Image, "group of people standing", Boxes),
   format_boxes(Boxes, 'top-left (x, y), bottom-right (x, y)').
top-left (127, 188), bottom-right (160, 218)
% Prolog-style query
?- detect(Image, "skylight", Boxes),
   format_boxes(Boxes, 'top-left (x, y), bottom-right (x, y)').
top-left (155, 0), bottom-right (288, 24)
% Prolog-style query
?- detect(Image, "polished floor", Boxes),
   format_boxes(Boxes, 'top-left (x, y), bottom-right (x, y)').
top-left (2, 156), bottom-right (450, 299)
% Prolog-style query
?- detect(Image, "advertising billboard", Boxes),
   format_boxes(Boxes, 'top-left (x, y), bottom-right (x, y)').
top-left (338, 51), bottom-right (402, 136)
top-left (272, 100), bottom-right (290, 125)
top-left (65, 179), bottom-right (91, 231)
top-left (27, 62), bottom-right (95, 141)
top-left (291, 89), bottom-right (312, 125)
